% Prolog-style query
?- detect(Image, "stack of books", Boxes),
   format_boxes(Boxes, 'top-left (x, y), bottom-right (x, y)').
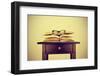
top-left (43, 30), bottom-right (74, 42)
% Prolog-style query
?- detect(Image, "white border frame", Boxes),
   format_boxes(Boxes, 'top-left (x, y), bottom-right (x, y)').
top-left (20, 6), bottom-right (95, 70)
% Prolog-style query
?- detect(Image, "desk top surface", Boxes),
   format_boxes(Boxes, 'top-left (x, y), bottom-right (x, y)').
top-left (37, 42), bottom-right (80, 44)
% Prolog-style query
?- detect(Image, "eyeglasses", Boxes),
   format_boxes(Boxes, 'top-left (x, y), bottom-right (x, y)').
top-left (52, 30), bottom-right (66, 36)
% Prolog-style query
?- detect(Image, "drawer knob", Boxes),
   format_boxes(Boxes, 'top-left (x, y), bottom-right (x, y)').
top-left (58, 46), bottom-right (61, 50)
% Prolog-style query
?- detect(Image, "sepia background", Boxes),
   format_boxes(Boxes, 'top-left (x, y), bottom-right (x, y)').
top-left (27, 15), bottom-right (88, 61)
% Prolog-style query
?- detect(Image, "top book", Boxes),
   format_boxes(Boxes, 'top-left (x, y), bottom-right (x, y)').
top-left (44, 30), bottom-right (73, 37)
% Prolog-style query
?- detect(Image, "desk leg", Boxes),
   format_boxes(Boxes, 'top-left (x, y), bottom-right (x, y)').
top-left (71, 44), bottom-right (76, 59)
top-left (42, 45), bottom-right (48, 60)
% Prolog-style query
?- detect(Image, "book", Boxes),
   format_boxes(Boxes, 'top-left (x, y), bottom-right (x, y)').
top-left (43, 30), bottom-right (74, 42)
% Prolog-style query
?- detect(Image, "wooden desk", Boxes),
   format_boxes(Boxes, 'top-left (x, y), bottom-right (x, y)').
top-left (37, 42), bottom-right (80, 60)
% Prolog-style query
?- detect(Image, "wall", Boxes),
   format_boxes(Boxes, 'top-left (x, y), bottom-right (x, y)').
top-left (0, 0), bottom-right (99, 76)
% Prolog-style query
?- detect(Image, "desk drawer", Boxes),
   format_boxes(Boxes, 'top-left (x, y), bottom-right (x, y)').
top-left (44, 44), bottom-right (75, 53)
